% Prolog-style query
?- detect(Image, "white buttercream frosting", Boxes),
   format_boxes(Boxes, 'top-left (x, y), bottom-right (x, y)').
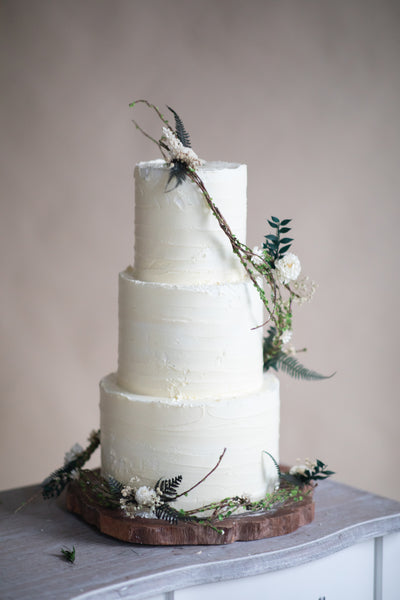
top-left (117, 267), bottom-right (263, 399)
top-left (134, 160), bottom-right (247, 284)
top-left (99, 158), bottom-right (281, 511)
top-left (100, 372), bottom-right (280, 511)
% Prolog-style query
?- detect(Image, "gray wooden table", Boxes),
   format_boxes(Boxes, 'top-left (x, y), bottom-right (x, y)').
top-left (1, 479), bottom-right (400, 600)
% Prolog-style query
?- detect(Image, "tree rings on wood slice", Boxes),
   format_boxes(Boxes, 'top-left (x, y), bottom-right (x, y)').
top-left (66, 472), bottom-right (315, 545)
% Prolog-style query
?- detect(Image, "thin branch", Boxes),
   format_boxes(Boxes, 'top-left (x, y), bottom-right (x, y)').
top-left (129, 99), bottom-right (172, 130)
top-left (187, 169), bottom-right (275, 323)
top-left (176, 448), bottom-right (227, 499)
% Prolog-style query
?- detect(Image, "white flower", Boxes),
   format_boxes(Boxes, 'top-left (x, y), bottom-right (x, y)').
top-left (64, 443), bottom-right (83, 465)
top-left (251, 246), bottom-right (266, 266)
top-left (162, 127), bottom-right (204, 169)
top-left (275, 253), bottom-right (301, 284)
top-left (135, 485), bottom-right (158, 507)
top-left (289, 459), bottom-right (316, 477)
top-left (289, 464), bottom-right (309, 477)
top-left (280, 330), bottom-right (292, 344)
top-left (70, 468), bottom-right (80, 480)
top-left (292, 276), bottom-right (318, 304)
top-left (284, 343), bottom-right (296, 356)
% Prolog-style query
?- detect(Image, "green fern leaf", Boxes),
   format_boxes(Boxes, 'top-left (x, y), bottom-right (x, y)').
top-left (273, 353), bottom-right (335, 381)
top-left (167, 106), bottom-right (191, 147)
top-left (155, 475), bottom-right (183, 502)
top-left (166, 162), bottom-right (187, 190)
top-left (263, 327), bottom-right (278, 369)
top-left (155, 502), bottom-right (199, 524)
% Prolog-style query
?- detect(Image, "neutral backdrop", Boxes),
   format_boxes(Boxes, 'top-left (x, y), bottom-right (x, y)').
top-left (1, 0), bottom-right (399, 501)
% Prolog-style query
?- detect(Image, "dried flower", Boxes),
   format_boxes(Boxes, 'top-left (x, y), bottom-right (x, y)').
top-left (284, 344), bottom-right (296, 356)
top-left (280, 330), bottom-right (292, 344)
top-left (135, 485), bottom-right (158, 507)
top-left (251, 246), bottom-right (266, 267)
top-left (162, 127), bottom-right (204, 169)
top-left (291, 276), bottom-right (318, 304)
top-left (275, 253), bottom-right (301, 284)
top-left (64, 443), bottom-right (83, 465)
top-left (289, 464), bottom-right (309, 477)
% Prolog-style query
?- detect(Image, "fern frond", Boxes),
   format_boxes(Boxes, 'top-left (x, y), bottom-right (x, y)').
top-left (262, 450), bottom-right (281, 478)
top-left (155, 502), bottom-right (199, 524)
top-left (155, 475), bottom-right (183, 502)
top-left (274, 353), bottom-right (334, 380)
top-left (263, 327), bottom-right (278, 369)
top-left (167, 106), bottom-right (191, 147)
top-left (165, 161), bottom-right (187, 191)
top-left (264, 351), bottom-right (334, 381)
top-left (106, 475), bottom-right (124, 498)
top-left (78, 470), bottom-right (122, 508)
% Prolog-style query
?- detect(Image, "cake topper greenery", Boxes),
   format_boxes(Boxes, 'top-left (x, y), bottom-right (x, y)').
top-left (129, 99), bottom-right (333, 381)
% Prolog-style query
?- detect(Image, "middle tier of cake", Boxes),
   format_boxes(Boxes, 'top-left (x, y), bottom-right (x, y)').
top-left (117, 267), bottom-right (264, 400)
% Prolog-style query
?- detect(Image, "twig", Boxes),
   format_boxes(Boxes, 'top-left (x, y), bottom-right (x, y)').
top-left (186, 169), bottom-right (275, 323)
top-left (176, 448), bottom-right (227, 499)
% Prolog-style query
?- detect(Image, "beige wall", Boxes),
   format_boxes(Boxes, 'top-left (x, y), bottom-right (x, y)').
top-left (1, 0), bottom-right (399, 501)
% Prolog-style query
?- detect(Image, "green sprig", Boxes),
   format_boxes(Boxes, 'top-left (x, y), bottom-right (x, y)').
top-left (61, 546), bottom-right (75, 564)
top-left (42, 430), bottom-right (100, 499)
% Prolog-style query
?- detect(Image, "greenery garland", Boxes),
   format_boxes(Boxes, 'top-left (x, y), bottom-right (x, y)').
top-left (41, 433), bottom-right (334, 533)
top-left (129, 100), bottom-right (333, 380)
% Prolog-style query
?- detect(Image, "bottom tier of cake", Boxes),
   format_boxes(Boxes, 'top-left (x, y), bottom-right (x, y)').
top-left (100, 372), bottom-right (280, 511)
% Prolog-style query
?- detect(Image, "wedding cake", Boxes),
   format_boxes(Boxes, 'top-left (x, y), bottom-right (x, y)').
top-left (100, 159), bottom-right (280, 511)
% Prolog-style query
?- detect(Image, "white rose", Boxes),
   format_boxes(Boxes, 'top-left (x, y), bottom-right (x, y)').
top-left (275, 253), bottom-right (301, 284)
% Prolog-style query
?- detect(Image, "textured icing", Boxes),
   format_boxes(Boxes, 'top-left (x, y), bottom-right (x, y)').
top-left (100, 158), bottom-right (281, 511)
top-left (117, 267), bottom-right (264, 399)
top-left (100, 372), bottom-right (280, 511)
top-left (134, 160), bottom-right (247, 284)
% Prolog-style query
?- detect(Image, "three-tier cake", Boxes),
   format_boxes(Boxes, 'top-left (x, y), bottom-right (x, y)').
top-left (100, 159), bottom-right (280, 511)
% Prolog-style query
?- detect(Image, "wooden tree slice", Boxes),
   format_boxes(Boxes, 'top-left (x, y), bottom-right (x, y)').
top-left (66, 474), bottom-right (314, 546)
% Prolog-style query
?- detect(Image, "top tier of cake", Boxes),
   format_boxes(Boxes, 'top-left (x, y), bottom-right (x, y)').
top-left (134, 160), bottom-right (247, 285)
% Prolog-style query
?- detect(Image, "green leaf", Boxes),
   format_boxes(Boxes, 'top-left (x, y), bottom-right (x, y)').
top-left (279, 244), bottom-right (292, 255)
top-left (262, 327), bottom-right (278, 367)
top-left (271, 216), bottom-right (280, 223)
top-left (279, 237), bottom-right (294, 244)
top-left (167, 106), bottom-right (191, 148)
top-left (267, 220), bottom-right (279, 229)
top-left (265, 352), bottom-right (335, 381)
top-left (265, 234), bottom-right (279, 242)
top-left (262, 450), bottom-right (281, 478)
top-left (280, 218), bottom-right (292, 226)
top-left (61, 546), bottom-right (76, 564)
top-left (279, 227), bottom-right (291, 234)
